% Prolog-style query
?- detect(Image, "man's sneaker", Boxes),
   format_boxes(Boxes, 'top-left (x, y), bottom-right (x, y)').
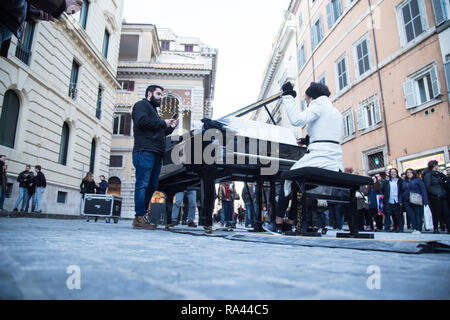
top-left (13, 208), bottom-right (18, 212)
top-left (412, 230), bottom-right (421, 234)
top-left (170, 221), bottom-right (179, 227)
top-left (187, 221), bottom-right (197, 227)
top-left (132, 216), bottom-right (156, 230)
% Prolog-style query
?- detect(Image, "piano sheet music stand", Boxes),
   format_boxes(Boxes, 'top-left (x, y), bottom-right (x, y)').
top-left (280, 167), bottom-right (374, 238)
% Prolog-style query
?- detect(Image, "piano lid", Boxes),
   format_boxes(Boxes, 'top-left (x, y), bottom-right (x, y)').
top-left (192, 117), bottom-right (298, 146)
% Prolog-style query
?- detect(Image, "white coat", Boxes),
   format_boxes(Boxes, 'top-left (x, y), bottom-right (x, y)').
top-left (282, 95), bottom-right (344, 196)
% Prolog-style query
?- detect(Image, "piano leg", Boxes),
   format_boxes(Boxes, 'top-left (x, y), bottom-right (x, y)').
top-left (269, 182), bottom-right (276, 223)
top-left (164, 191), bottom-right (175, 230)
top-left (252, 180), bottom-right (265, 232)
top-left (200, 174), bottom-right (215, 233)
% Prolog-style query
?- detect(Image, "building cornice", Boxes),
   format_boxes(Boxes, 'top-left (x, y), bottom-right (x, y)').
top-left (57, 13), bottom-right (120, 87)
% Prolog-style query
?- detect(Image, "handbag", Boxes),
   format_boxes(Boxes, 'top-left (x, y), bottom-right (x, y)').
top-left (409, 192), bottom-right (423, 206)
top-left (408, 182), bottom-right (423, 206)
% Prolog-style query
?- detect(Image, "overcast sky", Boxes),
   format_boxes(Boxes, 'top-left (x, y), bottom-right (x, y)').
top-left (123, 0), bottom-right (292, 119)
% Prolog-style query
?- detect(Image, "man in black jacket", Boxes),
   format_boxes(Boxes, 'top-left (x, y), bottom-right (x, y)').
top-left (131, 85), bottom-right (178, 230)
top-left (13, 165), bottom-right (31, 211)
top-left (33, 165), bottom-right (46, 213)
top-left (382, 168), bottom-right (403, 232)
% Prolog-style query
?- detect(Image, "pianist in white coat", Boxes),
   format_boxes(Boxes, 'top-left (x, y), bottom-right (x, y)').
top-left (281, 81), bottom-right (344, 197)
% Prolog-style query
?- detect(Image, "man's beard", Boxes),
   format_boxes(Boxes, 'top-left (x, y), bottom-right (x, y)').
top-left (150, 96), bottom-right (161, 107)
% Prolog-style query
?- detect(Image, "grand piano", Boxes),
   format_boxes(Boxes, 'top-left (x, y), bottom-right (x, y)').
top-left (157, 93), bottom-right (373, 237)
top-left (157, 93), bottom-right (305, 231)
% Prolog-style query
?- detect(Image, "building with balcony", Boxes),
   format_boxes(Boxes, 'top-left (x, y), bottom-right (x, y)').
top-left (0, 0), bottom-right (124, 214)
top-left (110, 23), bottom-right (218, 218)
top-left (253, 0), bottom-right (450, 176)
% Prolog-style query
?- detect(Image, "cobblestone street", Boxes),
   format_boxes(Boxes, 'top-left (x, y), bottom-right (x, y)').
top-left (0, 217), bottom-right (449, 299)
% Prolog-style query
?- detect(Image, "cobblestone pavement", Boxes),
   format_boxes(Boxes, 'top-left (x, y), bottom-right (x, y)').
top-left (0, 217), bottom-right (449, 299)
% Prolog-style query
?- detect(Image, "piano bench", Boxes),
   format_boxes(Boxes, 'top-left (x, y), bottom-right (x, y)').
top-left (280, 167), bottom-right (374, 239)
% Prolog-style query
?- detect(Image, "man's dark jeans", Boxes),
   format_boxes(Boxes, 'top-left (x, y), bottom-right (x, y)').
top-left (132, 151), bottom-right (162, 217)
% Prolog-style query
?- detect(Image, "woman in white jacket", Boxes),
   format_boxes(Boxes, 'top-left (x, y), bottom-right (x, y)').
top-left (274, 82), bottom-right (344, 233)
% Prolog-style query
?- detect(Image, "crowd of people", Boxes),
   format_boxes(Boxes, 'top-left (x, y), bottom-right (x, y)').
top-left (0, 155), bottom-right (109, 213)
top-left (209, 160), bottom-right (450, 235)
top-left (0, 156), bottom-right (47, 213)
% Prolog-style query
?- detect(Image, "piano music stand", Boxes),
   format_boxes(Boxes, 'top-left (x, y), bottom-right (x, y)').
top-left (280, 167), bottom-right (374, 238)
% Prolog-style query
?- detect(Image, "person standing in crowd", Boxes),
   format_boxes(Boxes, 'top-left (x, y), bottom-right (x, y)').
top-left (382, 168), bottom-right (403, 232)
top-left (96, 175), bottom-right (108, 194)
top-left (357, 183), bottom-right (371, 231)
top-left (131, 85), bottom-right (178, 230)
top-left (368, 175), bottom-right (383, 231)
top-left (24, 170), bottom-right (35, 213)
top-left (170, 190), bottom-right (197, 227)
top-left (423, 160), bottom-right (450, 234)
top-left (33, 165), bottom-right (46, 213)
top-left (242, 182), bottom-right (257, 228)
top-left (80, 172), bottom-right (96, 196)
top-left (12, 165), bottom-right (31, 211)
top-left (401, 168), bottom-right (428, 233)
top-left (0, 161), bottom-right (7, 211)
top-left (218, 181), bottom-right (235, 228)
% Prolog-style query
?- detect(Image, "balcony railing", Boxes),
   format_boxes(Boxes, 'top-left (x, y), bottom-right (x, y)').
top-left (68, 83), bottom-right (78, 100)
top-left (15, 42), bottom-right (32, 65)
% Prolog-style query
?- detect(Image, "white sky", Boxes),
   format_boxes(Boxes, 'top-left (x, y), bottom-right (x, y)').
top-left (122, 0), bottom-right (292, 119)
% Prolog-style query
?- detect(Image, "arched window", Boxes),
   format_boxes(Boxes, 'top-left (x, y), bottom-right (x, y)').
top-left (0, 90), bottom-right (20, 148)
top-left (89, 139), bottom-right (96, 173)
top-left (58, 122), bottom-right (70, 165)
top-left (108, 176), bottom-right (121, 196)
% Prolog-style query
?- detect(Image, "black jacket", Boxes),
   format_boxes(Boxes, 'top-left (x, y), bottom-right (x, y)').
top-left (132, 99), bottom-right (175, 156)
top-left (34, 171), bottom-right (46, 187)
top-left (382, 178), bottom-right (403, 205)
top-left (16, 170), bottom-right (29, 188)
top-left (80, 179), bottom-right (96, 195)
top-left (423, 170), bottom-right (448, 199)
top-left (25, 174), bottom-right (35, 195)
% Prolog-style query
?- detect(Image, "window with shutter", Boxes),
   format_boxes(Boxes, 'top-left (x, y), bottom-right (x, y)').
top-left (432, 0), bottom-right (449, 26)
top-left (356, 106), bottom-right (365, 130)
top-left (429, 65), bottom-right (440, 98)
top-left (327, 2), bottom-right (335, 28)
top-left (444, 61), bottom-right (450, 99)
top-left (403, 80), bottom-right (416, 108)
top-left (374, 96), bottom-right (381, 124)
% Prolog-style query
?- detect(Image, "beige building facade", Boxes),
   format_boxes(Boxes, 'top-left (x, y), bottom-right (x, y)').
top-left (255, 0), bottom-right (450, 176)
top-left (110, 24), bottom-right (217, 218)
top-left (0, 0), bottom-right (124, 214)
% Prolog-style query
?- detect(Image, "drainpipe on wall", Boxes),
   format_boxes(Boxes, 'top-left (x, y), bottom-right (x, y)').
top-left (307, 0), bottom-right (315, 81)
top-left (368, 0), bottom-right (391, 156)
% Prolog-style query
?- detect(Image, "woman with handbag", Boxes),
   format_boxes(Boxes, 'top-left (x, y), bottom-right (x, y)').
top-left (401, 168), bottom-right (428, 233)
top-left (423, 160), bottom-right (450, 233)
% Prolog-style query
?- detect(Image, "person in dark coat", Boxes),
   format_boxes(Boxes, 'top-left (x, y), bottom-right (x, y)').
top-left (24, 171), bottom-right (35, 212)
top-left (80, 172), bottom-right (96, 196)
top-left (382, 168), bottom-right (403, 232)
top-left (131, 85), bottom-right (178, 230)
top-left (423, 160), bottom-right (450, 233)
top-left (0, 162), bottom-right (7, 211)
top-left (96, 175), bottom-right (107, 194)
top-left (401, 168), bottom-right (428, 233)
top-left (368, 175), bottom-right (383, 231)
